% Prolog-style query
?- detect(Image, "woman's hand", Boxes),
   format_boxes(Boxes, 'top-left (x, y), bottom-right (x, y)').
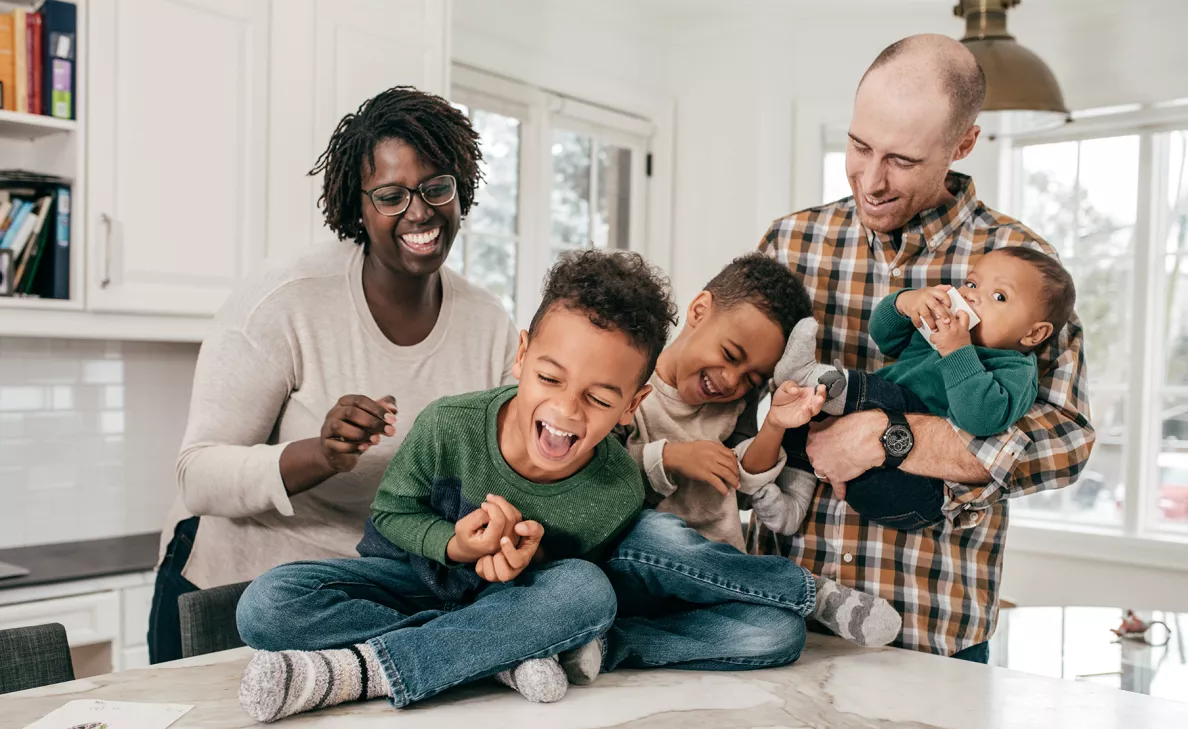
top-left (279, 394), bottom-right (397, 496)
top-left (316, 394), bottom-right (399, 473)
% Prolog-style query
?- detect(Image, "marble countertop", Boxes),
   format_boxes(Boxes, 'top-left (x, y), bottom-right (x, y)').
top-left (0, 532), bottom-right (160, 591)
top-left (4, 634), bottom-right (1187, 729)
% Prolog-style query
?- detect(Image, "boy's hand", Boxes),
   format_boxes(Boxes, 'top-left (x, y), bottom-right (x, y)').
top-left (897, 285), bottom-right (954, 332)
top-left (482, 494), bottom-right (523, 549)
top-left (765, 382), bottom-right (826, 430)
top-left (475, 521), bottom-right (545, 583)
top-left (447, 502), bottom-right (508, 564)
top-left (933, 310), bottom-right (973, 356)
top-left (663, 440), bottom-right (740, 496)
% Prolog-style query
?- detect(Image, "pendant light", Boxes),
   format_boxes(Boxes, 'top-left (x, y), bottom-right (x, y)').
top-left (954, 0), bottom-right (1072, 137)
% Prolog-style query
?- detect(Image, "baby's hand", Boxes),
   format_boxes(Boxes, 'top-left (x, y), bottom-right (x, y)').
top-left (765, 382), bottom-right (826, 430)
top-left (897, 285), bottom-right (954, 332)
top-left (933, 310), bottom-right (972, 356)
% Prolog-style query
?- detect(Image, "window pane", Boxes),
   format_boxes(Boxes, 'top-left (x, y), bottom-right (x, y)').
top-left (823, 151), bottom-right (850, 203)
top-left (454, 106), bottom-right (521, 318)
top-left (467, 233), bottom-right (516, 314)
top-left (470, 110), bottom-right (520, 237)
top-left (551, 130), bottom-right (592, 246)
top-left (1158, 130), bottom-right (1188, 532)
top-left (594, 144), bottom-right (632, 250)
top-left (1014, 137), bottom-right (1139, 527)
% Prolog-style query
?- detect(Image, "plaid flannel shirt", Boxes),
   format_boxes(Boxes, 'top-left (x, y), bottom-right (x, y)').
top-left (751, 172), bottom-right (1094, 655)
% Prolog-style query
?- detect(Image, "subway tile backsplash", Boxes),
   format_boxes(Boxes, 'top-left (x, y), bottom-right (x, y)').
top-left (0, 338), bottom-right (199, 549)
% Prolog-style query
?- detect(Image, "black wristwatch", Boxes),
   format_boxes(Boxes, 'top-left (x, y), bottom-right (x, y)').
top-left (880, 411), bottom-right (914, 469)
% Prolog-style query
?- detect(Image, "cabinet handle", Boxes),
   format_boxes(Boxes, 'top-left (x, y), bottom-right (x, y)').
top-left (99, 213), bottom-right (113, 288)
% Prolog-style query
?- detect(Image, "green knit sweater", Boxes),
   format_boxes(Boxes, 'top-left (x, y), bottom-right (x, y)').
top-left (369, 385), bottom-right (644, 572)
top-left (870, 291), bottom-right (1039, 437)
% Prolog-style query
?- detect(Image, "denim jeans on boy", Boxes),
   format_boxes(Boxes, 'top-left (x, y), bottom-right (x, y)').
top-left (782, 369), bottom-right (945, 531)
top-left (601, 509), bottom-right (813, 671)
top-left (236, 556), bottom-right (616, 708)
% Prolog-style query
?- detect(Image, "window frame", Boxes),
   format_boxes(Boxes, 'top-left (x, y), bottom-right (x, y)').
top-left (452, 65), bottom-right (656, 329)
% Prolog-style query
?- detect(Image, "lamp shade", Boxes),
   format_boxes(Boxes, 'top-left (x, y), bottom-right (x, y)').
top-left (955, 0), bottom-right (1071, 135)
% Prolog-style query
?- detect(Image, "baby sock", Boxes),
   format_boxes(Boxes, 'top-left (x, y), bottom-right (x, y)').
top-left (493, 656), bottom-right (568, 703)
top-left (559, 639), bottom-right (603, 685)
top-left (750, 467), bottom-right (816, 535)
top-left (774, 317), bottom-right (848, 415)
top-left (239, 643), bottom-right (388, 723)
top-left (812, 576), bottom-right (903, 647)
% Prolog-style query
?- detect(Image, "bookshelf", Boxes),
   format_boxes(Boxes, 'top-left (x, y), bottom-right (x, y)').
top-left (0, 109), bottom-right (76, 138)
top-left (0, 0), bottom-right (84, 317)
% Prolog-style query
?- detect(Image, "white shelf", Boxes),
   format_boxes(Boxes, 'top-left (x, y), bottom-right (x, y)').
top-left (0, 306), bottom-right (211, 342)
top-left (0, 110), bottom-right (78, 140)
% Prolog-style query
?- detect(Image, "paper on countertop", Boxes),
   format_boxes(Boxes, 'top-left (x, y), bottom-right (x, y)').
top-left (916, 286), bottom-right (980, 350)
top-left (22, 699), bottom-right (193, 729)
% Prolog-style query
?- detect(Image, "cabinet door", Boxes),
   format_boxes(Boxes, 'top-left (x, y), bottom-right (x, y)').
top-left (87, 0), bottom-right (269, 315)
top-left (266, 0), bottom-right (450, 261)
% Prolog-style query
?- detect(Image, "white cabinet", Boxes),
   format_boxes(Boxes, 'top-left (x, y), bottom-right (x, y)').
top-left (85, 0), bottom-right (270, 317)
top-left (266, 0), bottom-right (451, 261)
top-left (0, 571), bottom-right (156, 677)
top-left (0, 0), bottom-right (451, 338)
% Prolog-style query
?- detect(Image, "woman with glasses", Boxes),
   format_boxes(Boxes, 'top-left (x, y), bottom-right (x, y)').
top-left (148, 87), bottom-right (518, 664)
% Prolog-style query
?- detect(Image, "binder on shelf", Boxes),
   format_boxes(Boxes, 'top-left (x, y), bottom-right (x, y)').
top-left (40, 0), bottom-right (75, 120)
top-left (12, 8), bottom-right (26, 114)
top-left (27, 11), bottom-right (42, 115)
top-left (0, 12), bottom-right (14, 111)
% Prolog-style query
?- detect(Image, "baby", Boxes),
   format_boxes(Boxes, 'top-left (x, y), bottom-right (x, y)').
top-left (762, 245), bottom-right (1076, 531)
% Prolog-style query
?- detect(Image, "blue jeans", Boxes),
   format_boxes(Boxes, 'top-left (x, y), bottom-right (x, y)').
top-left (602, 510), bottom-right (812, 671)
top-left (147, 516), bottom-right (200, 664)
top-left (783, 370), bottom-right (944, 531)
top-left (236, 556), bottom-right (616, 708)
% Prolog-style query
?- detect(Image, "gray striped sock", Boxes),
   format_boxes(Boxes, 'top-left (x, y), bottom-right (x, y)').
top-left (493, 656), bottom-right (568, 703)
top-left (812, 575), bottom-right (902, 647)
top-left (238, 644), bottom-right (388, 723)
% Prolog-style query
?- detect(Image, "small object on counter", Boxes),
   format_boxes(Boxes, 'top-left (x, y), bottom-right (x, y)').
top-left (1110, 609), bottom-right (1171, 647)
top-left (22, 700), bottom-right (192, 729)
top-left (0, 560), bottom-right (30, 580)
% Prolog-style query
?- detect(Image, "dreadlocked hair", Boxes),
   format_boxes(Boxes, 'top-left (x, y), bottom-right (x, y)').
top-left (309, 86), bottom-right (483, 248)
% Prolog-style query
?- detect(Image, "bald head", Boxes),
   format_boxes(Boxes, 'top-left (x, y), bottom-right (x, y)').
top-left (860, 34), bottom-right (986, 143)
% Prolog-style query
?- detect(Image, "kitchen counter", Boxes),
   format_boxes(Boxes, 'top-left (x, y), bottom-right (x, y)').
top-left (0, 532), bottom-right (160, 591)
top-left (3, 633), bottom-right (1187, 729)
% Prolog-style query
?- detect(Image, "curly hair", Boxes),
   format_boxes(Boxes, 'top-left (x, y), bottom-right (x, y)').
top-left (994, 246), bottom-right (1077, 345)
top-left (309, 86), bottom-right (483, 248)
top-left (529, 250), bottom-right (678, 387)
top-left (703, 253), bottom-right (813, 336)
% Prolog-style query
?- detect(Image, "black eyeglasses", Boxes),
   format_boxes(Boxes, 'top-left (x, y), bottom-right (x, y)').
top-left (363, 174), bottom-right (457, 217)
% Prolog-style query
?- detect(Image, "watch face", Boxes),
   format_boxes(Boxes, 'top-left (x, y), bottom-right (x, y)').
top-left (884, 424), bottom-right (914, 457)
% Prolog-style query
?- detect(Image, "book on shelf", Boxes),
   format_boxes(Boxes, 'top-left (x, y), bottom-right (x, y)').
top-left (0, 1), bottom-right (75, 118)
top-left (0, 170), bottom-right (70, 299)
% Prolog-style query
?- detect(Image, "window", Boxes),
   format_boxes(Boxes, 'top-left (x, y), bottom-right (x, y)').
top-left (452, 67), bottom-right (653, 326)
top-left (1011, 136), bottom-right (1139, 527)
top-left (1003, 111), bottom-right (1188, 537)
top-left (450, 104), bottom-right (522, 315)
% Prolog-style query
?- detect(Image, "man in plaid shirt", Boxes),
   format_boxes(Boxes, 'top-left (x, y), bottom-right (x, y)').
top-left (751, 35), bottom-right (1094, 661)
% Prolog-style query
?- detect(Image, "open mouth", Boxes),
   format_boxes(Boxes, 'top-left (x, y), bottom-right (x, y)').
top-left (535, 419), bottom-right (580, 461)
top-left (698, 370), bottom-right (725, 400)
top-left (862, 194), bottom-right (899, 212)
top-left (401, 227), bottom-right (441, 256)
